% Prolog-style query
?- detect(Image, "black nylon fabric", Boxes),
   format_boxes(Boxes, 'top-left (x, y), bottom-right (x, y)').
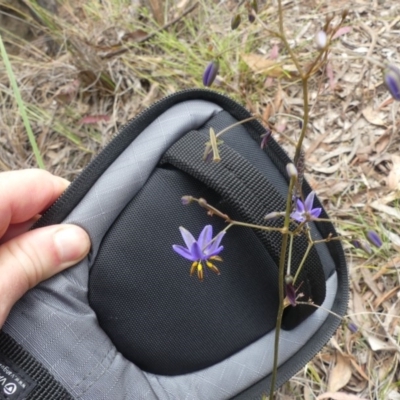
top-left (0, 331), bottom-right (73, 400)
top-left (162, 127), bottom-right (326, 330)
top-left (89, 111), bottom-right (327, 375)
top-left (89, 167), bottom-right (280, 375)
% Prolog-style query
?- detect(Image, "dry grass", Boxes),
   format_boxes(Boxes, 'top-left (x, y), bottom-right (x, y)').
top-left (1, 0), bottom-right (400, 399)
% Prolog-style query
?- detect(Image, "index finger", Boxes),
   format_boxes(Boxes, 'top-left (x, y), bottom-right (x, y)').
top-left (0, 169), bottom-right (69, 237)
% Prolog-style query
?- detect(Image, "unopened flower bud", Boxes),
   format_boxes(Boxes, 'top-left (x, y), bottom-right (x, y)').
top-left (286, 163), bottom-right (298, 179)
top-left (260, 129), bottom-right (271, 149)
top-left (315, 30), bottom-right (327, 50)
top-left (285, 275), bottom-right (294, 285)
top-left (347, 322), bottom-right (358, 333)
top-left (203, 60), bottom-right (220, 87)
top-left (181, 196), bottom-right (193, 205)
top-left (352, 239), bottom-right (372, 255)
top-left (285, 281), bottom-right (296, 307)
top-left (264, 211), bottom-right (284, 220)
top-left (250, 0), bottom-right (258, 13)
top-left (231, 14), bottom-right (241, 30)
top-left (198, 198), bottom-right (208, 208)
top-left (366, 230), bottom-right (383, 248)
top-left (384, 65), bottom-right (400, 101)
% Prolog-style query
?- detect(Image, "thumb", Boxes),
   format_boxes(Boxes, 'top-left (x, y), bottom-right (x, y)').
top-left (0, 224), bottom-right (90, 327)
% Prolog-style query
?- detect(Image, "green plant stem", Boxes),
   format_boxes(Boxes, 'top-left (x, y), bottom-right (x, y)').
top-left (0, 34), bottom-right (45, 169)
top-left (292, 242), bottom-right (312, 285)
top-left (277, 0), bottom-right (303, 78)
top-left (229, 220), bottom-right (285, 233)
top-left (294, 77), bottom-right (309, 167)
top-left (215, 116), bottom-right (257, 138)
top-left (286, 234), bottom-right (294, 277)
top-left (269, 175), bottom-right (296, 399)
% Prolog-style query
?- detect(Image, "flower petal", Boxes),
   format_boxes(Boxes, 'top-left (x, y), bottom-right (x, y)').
top-left (310, 207), bottom-right (322, 219)
top-left (179, 226), bottom-right (196, 249)
top-left (290, 211), bottom-right (305, 223)
top-left (207, 245), bottom-right (224, 258)
top-left (172, 245), bottom-right (197, 261)
top-left (198, 225), bottom-right (213, 251)
top-left (191, 242), bottom-right (203, 260)
top-left (205, 231), bottom-right (225, 255)
top-left (367, 230), bottom-right (383, 248)
top-left (304, 191), bottom-right (316, 212)
top-left (295, 198), bottom-right (305, 213)
top-left (285, 282), bottom-right (297, 307)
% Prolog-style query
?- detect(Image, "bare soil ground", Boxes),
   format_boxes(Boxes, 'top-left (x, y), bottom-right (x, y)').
top-left (1, 0), bottom-right (400, 399)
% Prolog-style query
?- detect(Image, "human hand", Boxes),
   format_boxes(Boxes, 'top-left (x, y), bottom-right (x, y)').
top-left (0, 169), bottom-right (91, 327)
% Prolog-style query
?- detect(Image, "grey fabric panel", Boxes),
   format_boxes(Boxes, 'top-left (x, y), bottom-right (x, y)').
top-left (64, 100), bottom-right (223, 260)
top-left (3, 99), bottom-right (337, 400)
top-left (144, 273), bottom-right (337, 400)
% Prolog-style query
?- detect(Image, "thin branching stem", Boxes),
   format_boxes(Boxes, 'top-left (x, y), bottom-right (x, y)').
top-left (277, 0), bottom-right (303, 79)
top-left (286, 234), bottom-right (294, 277)
top-left (269, 175), bottom-right (296, 399)
top-left (293, 242), bottom-right (312, 285)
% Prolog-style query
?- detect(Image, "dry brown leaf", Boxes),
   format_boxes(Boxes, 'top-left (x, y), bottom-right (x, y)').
top-left (328, 352), bottom-right (352, 392)
top-left (374, 132), bottom-right (391, 154)
top-left (146, 0), bottom-right (164, 25)
top-left (360, 268), bottom-right (381, 299)
top-left (262, 103), bottom-right (272, 123)
top-left (362, 106), bottom-right (387, 127)
top-left (325, 181), bottom-right (349, 196)
top-left (388, 390), bottom-right (400, 400)
top-left (349, 358), bottom-right (369, 382)
top-left (122, 29), bottom-right (148, 42)
top-left (332, 26), bottom-right (353, 39)
top-left (317, 393), bottom-right (369, 400)
top-left (311, 163), bottom-right (342, 174)
top-left (374, 286), bottom-right (400, 309)
top-left (242, 54), bottom-right (290, 78)
top-left (386, 155), bottom-right (400, 190)
top-left (370, 201), bottom-right (400, 220)
top-left (367, 335), bottom-right (398, 351)
top-left (303, 385), bottom-right (313, 400)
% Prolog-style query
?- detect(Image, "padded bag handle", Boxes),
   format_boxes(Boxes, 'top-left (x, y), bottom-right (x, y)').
top-left (161, 127), bottom-right (326, 329)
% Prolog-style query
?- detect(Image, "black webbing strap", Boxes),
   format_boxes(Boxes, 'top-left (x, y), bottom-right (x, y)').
top-left (0, 330), bottom-right (73, 400)
top-left (161, 129), bottom-right (326, 328)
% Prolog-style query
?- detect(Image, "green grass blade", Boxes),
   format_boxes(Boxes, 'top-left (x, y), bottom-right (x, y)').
top-left (0, 34), bottom-right (45, 169)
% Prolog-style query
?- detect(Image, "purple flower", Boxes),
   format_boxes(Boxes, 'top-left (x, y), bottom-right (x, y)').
top-left (248, 13), bottom-right (255, 23)
top-left (290, 191), bottom-right (322, 223)
top-left (203, 60), bottom-right (220, 87)
top-left (352, 239), bottom-right (372, 255)
top-left (347, 322), bottom-right (358, 333)
top-left (285, 281), bottom-right (297, 307)
top-left (172, 225), bottom-right (225, 281)
top-left (367, 230), bottom-right (383, 248)
top-left (260, 129), bottom-right (271, 149)
top-left (384, 65), bottom-right (400, 101)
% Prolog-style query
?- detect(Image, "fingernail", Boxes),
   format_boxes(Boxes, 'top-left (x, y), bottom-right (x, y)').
top-left (54, 225), bottom-right (90, 263)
